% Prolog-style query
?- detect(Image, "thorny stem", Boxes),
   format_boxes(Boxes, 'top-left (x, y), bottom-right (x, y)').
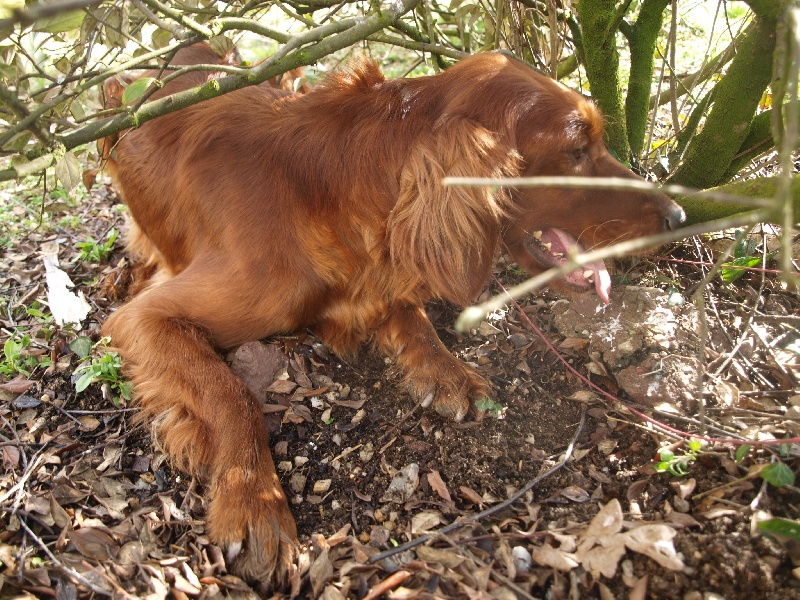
top-left (495, 274), bottom-right (800, 447)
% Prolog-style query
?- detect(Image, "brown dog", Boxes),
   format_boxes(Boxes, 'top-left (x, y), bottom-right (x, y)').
top-left (100, 45), bottom-right (684, 585)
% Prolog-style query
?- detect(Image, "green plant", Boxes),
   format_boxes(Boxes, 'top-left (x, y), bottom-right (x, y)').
top-left (475, 396), bottom-right (505, 419)
top-left (76, 228), bottom-right (119, 263)
top-left (1, 334), bottom-right (52, 378)
top-left (721, 232), bottom-right (776, 283)
top-left (759, 462), bottom-right (796, 488)
top-left (73, 341), bottom-right (133, 404)
top-left (654, 439), bottom-right (702, 476)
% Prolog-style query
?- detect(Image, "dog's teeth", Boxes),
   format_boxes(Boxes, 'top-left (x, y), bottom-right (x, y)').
top-left (583, 269), bottom-right (594, 279)
top-left (542, 242), bottom-right (552, 251)
top-left (532, 230), bottom-right (542, 239)
top-left (552, 251), bottom-right (563, 258)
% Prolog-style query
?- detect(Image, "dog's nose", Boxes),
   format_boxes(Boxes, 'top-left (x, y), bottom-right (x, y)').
top-left (665, 204), bottom-right (686, 231)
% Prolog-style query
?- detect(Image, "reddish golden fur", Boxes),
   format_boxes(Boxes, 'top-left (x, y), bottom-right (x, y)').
top-left (101, 45), bottom-right (683, 585)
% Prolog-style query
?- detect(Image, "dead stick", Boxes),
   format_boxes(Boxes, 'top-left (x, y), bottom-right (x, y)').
top-left (369, 406), bottom-right (587, 563)
top-left (362, 570), bottom-right (412, 600)
top-left (19, 519), bottom-right (113, 597)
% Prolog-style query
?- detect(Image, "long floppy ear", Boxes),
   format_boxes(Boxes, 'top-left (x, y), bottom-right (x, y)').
top-left (387, 119), bottom-right (520, 306)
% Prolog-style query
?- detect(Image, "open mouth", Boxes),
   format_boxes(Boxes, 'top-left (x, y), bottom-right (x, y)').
top-left (524, 229), bottom-right (611, 303)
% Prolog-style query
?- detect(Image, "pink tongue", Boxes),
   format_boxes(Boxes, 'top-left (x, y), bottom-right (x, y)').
top-left (589, 260), bottom-right (611, 304)
top-left (545, 230), bottom-right (611, 303)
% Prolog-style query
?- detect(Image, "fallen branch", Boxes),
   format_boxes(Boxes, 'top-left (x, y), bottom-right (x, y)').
top-left (369, 405), bottom-right (587, 564)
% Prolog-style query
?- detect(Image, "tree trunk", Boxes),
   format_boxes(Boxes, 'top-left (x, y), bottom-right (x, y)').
top-left (667, 16), bottom-right (776, 188)
top-left (576, 0), bottom-right (630, 160)
top-left (625, 0), bottom-right (669, 158)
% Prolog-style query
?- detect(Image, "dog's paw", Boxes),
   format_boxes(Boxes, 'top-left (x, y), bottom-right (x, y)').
top-left (412, 360), bottom-right (490, 422)
top-left (208, 466), bottom-right (298, 590)
top-left (225, 516), bottom-right (298, 588)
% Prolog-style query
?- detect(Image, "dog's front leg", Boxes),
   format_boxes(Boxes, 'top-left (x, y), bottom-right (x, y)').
top-left (373, 303), bottom-right (490, 421)
top-left (102, 285), bottom-right (297, 588)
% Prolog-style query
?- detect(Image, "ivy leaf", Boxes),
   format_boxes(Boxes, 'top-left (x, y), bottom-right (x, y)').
top-left (122, 77), bottom-right (156, 105)
top-left (760, 462), bottom-right (795, 488)
top-left (69, 336), bottom-right (93, 359)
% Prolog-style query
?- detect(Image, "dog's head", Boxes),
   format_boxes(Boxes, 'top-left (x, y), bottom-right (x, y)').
top-left (491, 58), bottom-right (684, 302)
top-left (388, 53), bottom-right (684, 305)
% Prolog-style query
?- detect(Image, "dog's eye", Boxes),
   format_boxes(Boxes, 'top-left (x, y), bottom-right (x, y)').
top-left (571, 146), bottom-right (589, 162)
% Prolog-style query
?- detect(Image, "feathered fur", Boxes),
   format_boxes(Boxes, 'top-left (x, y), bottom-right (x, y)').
top-left (100, 44), bottom-right (684, 586)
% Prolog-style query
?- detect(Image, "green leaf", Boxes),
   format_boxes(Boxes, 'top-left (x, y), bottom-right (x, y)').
top-left (721, 256), bottom-right (764, 283)
top-left (3, 338), bottom-right (19, 361)
top-left (70, 336), bottom-right (93, 359)
top-left (54, 56), bottom-right (70, 75)
top-left (55, 150), bottom-right (81, 192)
top-left (119, 380), bottom-right (133, 400)
top-left (658, 448), bottom-right (675, 462)
top-left (475, 396), bottom-right (504, 418)
top-left (687, 439), bottom-right (702, 453)
top-left (33, 10), bottom-right (85, 33)
top-left (735, 444), bottom-right (752, 463)
top-left (760, 462), bottom-right (795, 487)
top-left (151, 28), bottom-right (173, 49)
top-left (0, 62), bottom-right (16, 80)
top-left (757, 517), bottom-right (800, 541)
top-left (74, 369), bottom-right (97, 393)
top-left (122, 77), bottom-right (156, 105)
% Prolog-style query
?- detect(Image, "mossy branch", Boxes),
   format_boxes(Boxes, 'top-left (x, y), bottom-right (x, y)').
top-left (625, 0), bottom-right (669, 157)
top-left (576, 0), bottom-right (629, 159)
top-left (676, 176), bottom-right (800, 226)
top-left (666, 18), bottom-right (776, 188)
top-left (0, 0), bottom-right (421, 183)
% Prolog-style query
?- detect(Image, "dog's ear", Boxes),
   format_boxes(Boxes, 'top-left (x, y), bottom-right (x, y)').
top-left (388, 119), bottom-right (520, 306)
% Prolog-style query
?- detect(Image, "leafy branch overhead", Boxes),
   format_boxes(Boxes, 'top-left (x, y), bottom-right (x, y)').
top-left (0, 0), bottom-right (796, 219)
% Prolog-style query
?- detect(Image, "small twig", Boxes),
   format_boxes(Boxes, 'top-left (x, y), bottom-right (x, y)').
top-left (362, 570), bottom-right (412, 600)
top-left (754, 315), bottom-right (800, 325)
top-left (369, 406), bottom-right (587, 563)
top-left (0, 449), bottom-right (47, 506)
top-left (19, 519), bottom-right (113, 597)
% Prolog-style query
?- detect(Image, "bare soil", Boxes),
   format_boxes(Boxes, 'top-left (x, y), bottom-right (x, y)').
top-left (1, 187), bottom-right (799, 599)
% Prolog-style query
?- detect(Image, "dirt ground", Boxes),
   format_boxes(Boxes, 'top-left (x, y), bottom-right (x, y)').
top-left (1, 186), bottom-right (800, 599)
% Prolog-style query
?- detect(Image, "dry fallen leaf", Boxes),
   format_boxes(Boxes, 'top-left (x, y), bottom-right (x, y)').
top-left (426, 469), bottom-right (452, 504)
top-left (531, 542), bottom-right (579, 571)
top-left (415, 545), bottom-right (465, 568)
top-left (410, 510), bottom-right (443, 534)
top-left (70, 527), bottom-right (118, 561)
top-left (310, 549), bottom-right (334, 597)
top-left (621, 525), bottom-right (684, 570)
top-left (380, 463), bottom-right (419, 503)
top-left (459, 485), bottom-right (483, 505)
